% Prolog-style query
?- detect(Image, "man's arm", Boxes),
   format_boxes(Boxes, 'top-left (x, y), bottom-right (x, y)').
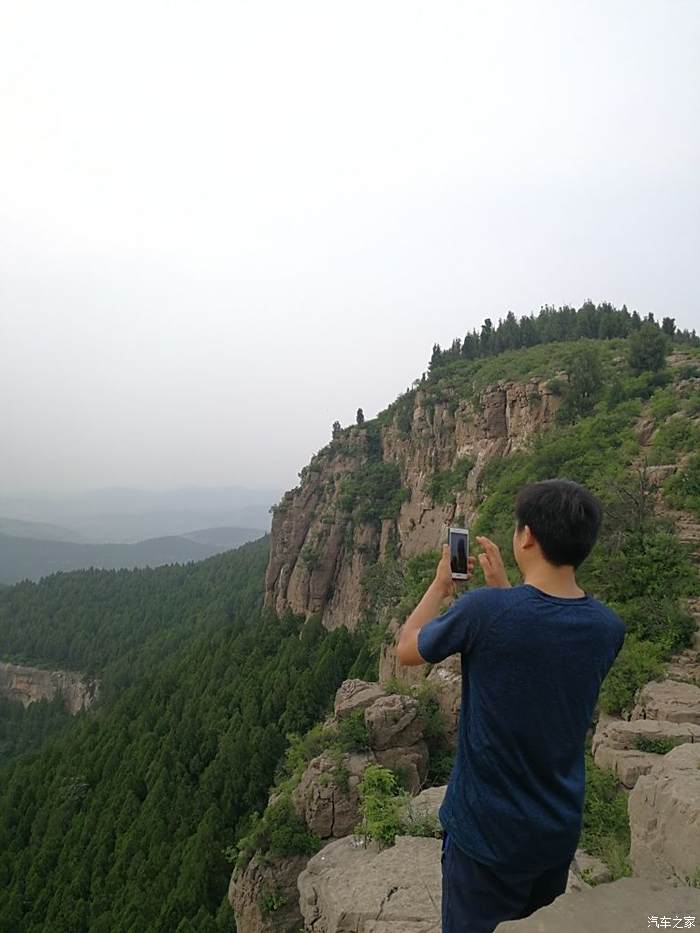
top-left (395, 535), bottom-right (510, 666)
top-left (396, 577), bottom-right (454, 666)
top-left (396, 543), bottom-right (473, 666)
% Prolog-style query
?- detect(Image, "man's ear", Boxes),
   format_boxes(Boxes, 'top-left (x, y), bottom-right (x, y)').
top-left (522, 524), bottom-right (536, 548)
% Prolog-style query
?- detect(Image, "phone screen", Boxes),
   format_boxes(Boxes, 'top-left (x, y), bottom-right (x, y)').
top-left (450, 530), bottom-right (469, 575)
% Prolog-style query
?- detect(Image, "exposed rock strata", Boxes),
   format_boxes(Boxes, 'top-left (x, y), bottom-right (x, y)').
top-left (0, 661), bottom-right (99, 715)
top-left (264, 377), bottom-right (563, 629)
top-left (495, 877), bottom-right (700, 932)
top-left (628, 743), bottom-right (700, 885)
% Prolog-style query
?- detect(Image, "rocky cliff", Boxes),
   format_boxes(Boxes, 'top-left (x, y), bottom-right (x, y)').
top-left (0, 661), bottom-right (99, 714)
top-left (264, 375), bottom-right (564, 629)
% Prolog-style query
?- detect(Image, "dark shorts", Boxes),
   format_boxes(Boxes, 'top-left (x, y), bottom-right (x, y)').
top-left (441, 831), bottom-right (571, 933)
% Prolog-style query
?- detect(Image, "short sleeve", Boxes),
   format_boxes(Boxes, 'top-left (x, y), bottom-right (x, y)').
top-left (417, 586), bottom-right (493, 664)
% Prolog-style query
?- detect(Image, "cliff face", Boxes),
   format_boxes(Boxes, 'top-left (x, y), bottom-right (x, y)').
top-left (0, 661), bottom-right (99, 715)
top-left (264, 375), bottom-right (564, 629)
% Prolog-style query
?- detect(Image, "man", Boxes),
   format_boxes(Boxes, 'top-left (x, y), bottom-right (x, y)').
top-left (396, 479), bottom-right (625, 933)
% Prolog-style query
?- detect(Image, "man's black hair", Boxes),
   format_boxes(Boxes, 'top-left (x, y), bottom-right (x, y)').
top-left (514, 479), bottom-right (602, 569)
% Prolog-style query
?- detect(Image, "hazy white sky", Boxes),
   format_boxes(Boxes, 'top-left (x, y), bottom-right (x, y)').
top-left (2, 0), bottom-right (699, 496)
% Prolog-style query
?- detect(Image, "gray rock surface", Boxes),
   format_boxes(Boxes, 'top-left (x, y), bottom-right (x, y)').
top-left (426, 655), bottom-right (462, 742)
top-left (591, 717), bottom-right (700, 788)
top-left (495, 877), bottom-right (700, 932)
top-left (364, 693), bottom-right (424, 750)
top-left (229, 852), bottom-right (308, 933)
top-left (631, 680), bottom-right (700, 725)
top-left (629, 743), bottom-right (700, 885)
top-left (296, 833), bottom-right (610, 932)
top-left (297, 835), bottom-right (442, 932)
top-left (334, 680), bottom-right (387, 720)
top-left (292, 751), bottom-right (374, 839)
top-left (374, 742), bottom-right (429, 794)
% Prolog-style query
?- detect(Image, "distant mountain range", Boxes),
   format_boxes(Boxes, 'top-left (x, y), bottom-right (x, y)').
top-left (0, 484), bottom-right (281, 543)
top-left (0, 526), bottom-right (267, 584)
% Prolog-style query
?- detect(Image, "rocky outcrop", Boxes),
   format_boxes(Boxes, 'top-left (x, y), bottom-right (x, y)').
top-left (232, 680), bottom-right (435, 931)
top-left (297, 835), bottom-right (443, 932)
top-left (631, 680), bottom-right (700, 725)
top-left (292, 751), bottom-right (374, 838)
top-left (334, 680), bottom-right (386, 720)
top-left (495, 876), bottom-right (700, 932)
top-left (264, 376), bottom-right (563, 629)
top-left (297, 834), bottom-right (622, 933)
top-left (365, 694), bottom-right (425, 750)
top-left (228, 853), bottom-right (309, 933)
top-left (628, 743), bottom-right (700, 885)
top-left (0, 661), bottom-right (99, 714)
top-left (592, 718), bottom-right (700, 789)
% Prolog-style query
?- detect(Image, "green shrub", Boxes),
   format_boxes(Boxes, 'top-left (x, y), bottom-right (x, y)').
top-left (648, 416), bottom-right (700, 465)
top-left (337, 463), bottom-right (408, 525)
top-left (627, 323), bottom-right (669, 374)
top-left (612, 597), bottom-right (695, 652)
top-left (336, 708), bottom-right (372, 752)
top-left (598, 637), bottom-right (665, 716)
top-left (235, 796), bottom-right (321, 869)
top-left (663, 453), bottom-right (700, 517)
top-left (427, 456), bottom-right (475, 504)
top-left (581, 746), bottom-right (631, 880)
top-left (259, 887), bottom-right (287, 916)
top-left (634, 736), bottom-right (682, 755)
top-left (649, 386), bottom-right (680, 420)
top-left (402, 810), bottom-right (442, 838)
top-left (355, 765), bottom-right (407, 846)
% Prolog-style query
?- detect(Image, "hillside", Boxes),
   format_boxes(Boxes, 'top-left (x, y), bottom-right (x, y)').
top-left (1, 303), bottom-right (699, 932)
top-left (0, 526), bottom-right (265, 585)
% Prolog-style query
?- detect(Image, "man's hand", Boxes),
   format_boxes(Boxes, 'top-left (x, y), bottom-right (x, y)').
top-left (396, 544), bottom-right (476, 666)
top-left (475, 536), bottom-right (512, 588)
top-left (434, 543), bottom-right (476, 599)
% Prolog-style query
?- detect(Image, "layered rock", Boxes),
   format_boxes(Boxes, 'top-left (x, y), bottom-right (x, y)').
top-left (292, 750), bottom-right (374, 838)
top-left (592, 718), bottom-right (700, 789)
top-left (232, 681), bottom-right (434, 932)
top-left (628, 743), bottom-right (700, 885)
top-left (297, 835), bottom-right (443, 933)
top-left (0, 661), bottom-right (99, 715)
top-left (334, 680), bottom-right (386, 720)
top-left (264, 376), bottom-right (563, 629)
top-left (495, 876), bottom-right (700, 932)
top-left (296, 834), bottom-right (618, 933)
top-left (228, 853), bottom-right (309, 933)
top-left (631, 680), bottom-right (700, 725)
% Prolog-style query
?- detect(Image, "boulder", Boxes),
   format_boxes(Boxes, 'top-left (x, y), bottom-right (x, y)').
top-left (374, 742), bottom-right (429, 794)
top-left (229, 852), bottom-right (308, 933)
top-left (403, 785), bottom-right (447, 824)
top-left (664, 649), bottom-right (700, 687)
top-left (297, 835), bottom-right (609, 932)
top-left (297, 835), bottom-right (442, 932)
top-left (572, 850), bottom-right (613, 886)
top-left (629, 743), bottom-right (700, 885)
top-left (292, 750), bottom-right (374, 839)
top-left (591, 717), bottom-right (700, 786)
top-left (364, 694), bottom-right (424, 750)
top-left (426, 655), bottom-right (462, 742)
top-left (591, 746), bottom-right (662, 789)
top-left (631, 680), bottom-right (700, 725)
top-left (495, 877), bottom-right (700, 932)
top-left (334, 680), bottom-right (386, 720)
top-left (592, 718), bottom-right (700, 753)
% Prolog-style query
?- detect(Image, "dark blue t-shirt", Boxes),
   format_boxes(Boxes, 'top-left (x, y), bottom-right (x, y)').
top-left (417, 583), bottom-right (625, 873)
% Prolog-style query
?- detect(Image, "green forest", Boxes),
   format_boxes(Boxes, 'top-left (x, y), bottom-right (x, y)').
top-left (1, 303), bottom-right (699, 931)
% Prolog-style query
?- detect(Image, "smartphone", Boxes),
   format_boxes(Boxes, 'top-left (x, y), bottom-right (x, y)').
top-left (448, 527), bottom-right (470, 580)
